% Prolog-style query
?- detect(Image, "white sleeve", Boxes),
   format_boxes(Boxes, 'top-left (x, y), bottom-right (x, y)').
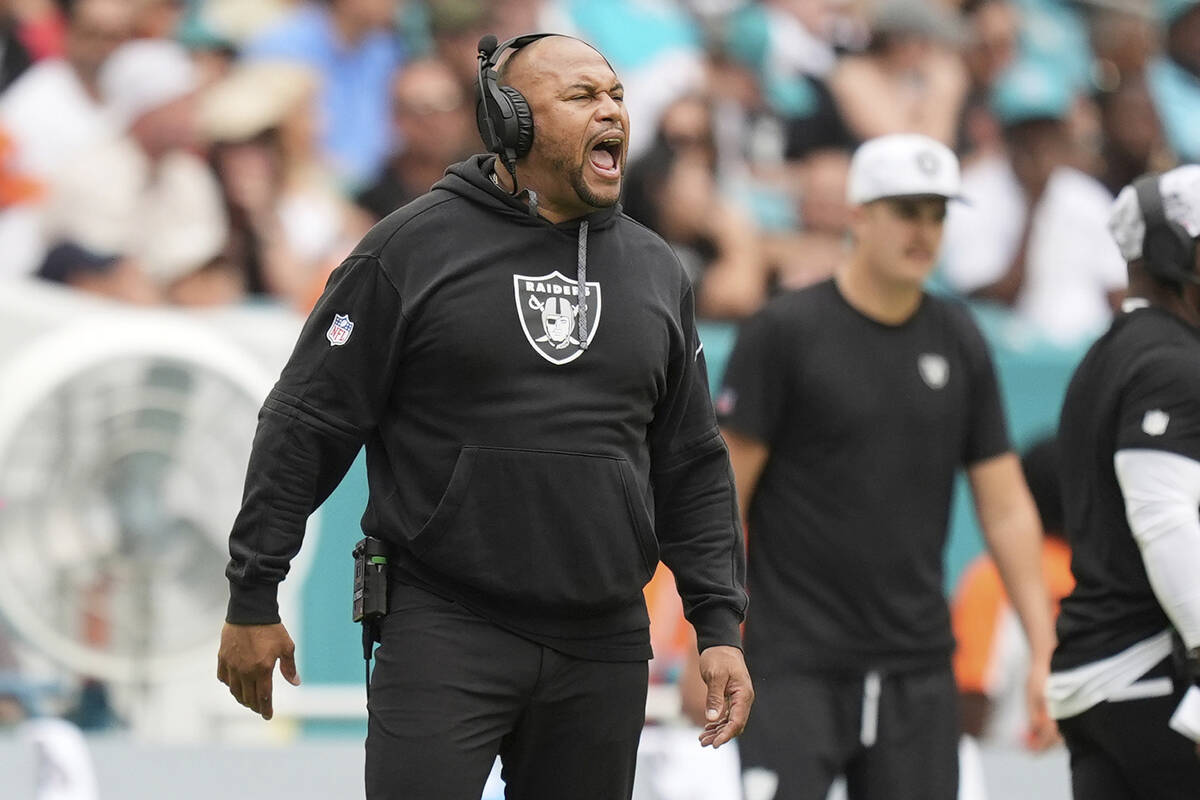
top-left (1114, 449), bottom-right (1200, 649)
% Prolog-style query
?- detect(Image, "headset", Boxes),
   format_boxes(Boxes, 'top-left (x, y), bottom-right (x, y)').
top-left (1134, 173), bottom-right (1200, 286)
top-left (475, 32), bottom-right (614, 196)
top-left (475, 33), bottom-right (552, 191)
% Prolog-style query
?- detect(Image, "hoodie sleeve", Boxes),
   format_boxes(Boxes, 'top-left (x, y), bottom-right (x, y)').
top-left (226, 256), bottom-right (407, 624)
top-left (648, 284), bottom-right (748, 652)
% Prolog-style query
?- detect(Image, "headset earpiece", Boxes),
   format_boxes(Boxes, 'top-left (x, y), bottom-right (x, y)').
top-left (475, 34), bottom-right (542, 172)
top-left (1135, 173), bottom-right (1199, 285)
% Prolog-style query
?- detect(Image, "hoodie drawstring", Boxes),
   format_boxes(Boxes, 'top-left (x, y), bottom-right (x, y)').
top-left (577, 220), bottom-right (590, 351)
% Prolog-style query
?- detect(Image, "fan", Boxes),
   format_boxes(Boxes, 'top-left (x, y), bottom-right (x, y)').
top-left (0, 303), bottom-right (275, 685)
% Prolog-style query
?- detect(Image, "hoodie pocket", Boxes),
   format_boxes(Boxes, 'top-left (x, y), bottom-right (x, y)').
top-left (410, 446), bottom-right (659, 610)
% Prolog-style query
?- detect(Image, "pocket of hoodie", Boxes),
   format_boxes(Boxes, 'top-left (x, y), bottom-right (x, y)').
top-left (410, 446), bottom-right (659, 610)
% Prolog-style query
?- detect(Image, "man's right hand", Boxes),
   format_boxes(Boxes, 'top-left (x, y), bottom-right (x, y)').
top-left (216, 622), bottom-right (301, 720)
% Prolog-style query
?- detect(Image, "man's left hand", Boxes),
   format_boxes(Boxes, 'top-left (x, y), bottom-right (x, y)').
top-left (696, 645), bottom-right (754, 748)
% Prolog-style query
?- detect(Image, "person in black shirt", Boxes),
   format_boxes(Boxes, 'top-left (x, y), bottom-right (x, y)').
top-left (718, 133), bottom-right (1057, 800)
top-left (215, 34), bottom-right (752, 799)
top-left (1047, 165), bottom-right (1200, 798)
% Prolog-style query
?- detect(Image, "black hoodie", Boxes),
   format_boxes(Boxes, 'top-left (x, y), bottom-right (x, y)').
top-left (225, 155), bottom-right (747, 660)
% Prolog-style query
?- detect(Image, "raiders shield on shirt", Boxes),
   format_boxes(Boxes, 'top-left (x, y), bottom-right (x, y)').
top-left (1054, 306), bottom-right (1200, 671)
top-left (717, 279), bottom-right (1010, 675)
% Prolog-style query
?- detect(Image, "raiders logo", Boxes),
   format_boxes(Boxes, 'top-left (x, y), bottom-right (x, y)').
top-left (513, 271), bottom-right (602, 365)
top-left (918, 352), bottom-right (949, 390)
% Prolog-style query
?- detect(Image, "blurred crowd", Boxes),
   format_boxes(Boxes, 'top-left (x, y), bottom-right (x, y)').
top-left (0, 0), bottom-right (1196, 346)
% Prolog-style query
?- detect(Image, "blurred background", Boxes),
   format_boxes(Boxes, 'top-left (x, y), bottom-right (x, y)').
top-left (0, 0), bottom-right (1196, 797)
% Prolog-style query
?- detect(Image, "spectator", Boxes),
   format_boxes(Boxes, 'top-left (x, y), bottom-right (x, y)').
top-left (356, 57), bottom-right (476, 222)
top-left (35, 240), bottom-right (161, 303)
top-left (959, 0), bottom-right (1020, 163)
top-left (427, 0), bottom-right (494, 95)
top-left (624, 135), bottom-right (767, 320)
top-left (131, 0), bottom-right (183, 39)
top-left (768, 147), bottom-right (853, 291)
top-left (244, 0), bottom-right (404, 188)
top-left (201, 59), bottom-right (370, 307)
top-left (1094, 76), bottom-right (1173, 199)
top-left (45, 39), bottom-right (232, 303)
top-left (0, 0), bottom-right (131, 181)
top-left (829, 0), bottom-right (969, 147)
top-left (564, 0), bottom-right (708, 158)
top-left (1147, 0), bottom-right (1200, 164)
top-left (952, 437), bottom-right (1075, 748)
top-left (940, 58), bottom-right (1127, 346)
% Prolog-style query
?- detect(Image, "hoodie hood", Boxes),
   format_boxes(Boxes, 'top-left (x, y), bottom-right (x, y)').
top-left (436, 155), bottom-right (623, 233)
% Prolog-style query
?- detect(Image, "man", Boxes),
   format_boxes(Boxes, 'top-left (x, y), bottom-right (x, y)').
top-left (0, 0), bottom-right (132, 279)
top-left (355, 57), bottom-right (478, 222)
top-left (244, 0), bottom-right (403, 187)
top-left (1047, 165), bottom-right (1200, 798)
top-left (217, 34), bottom-right (752, 800)
top-left (718, 133), bottom-right (1056, 800)
top-left (43, 39), bottom-right (229, 301)
top-left (940, 57), bottom-right (1127, 347)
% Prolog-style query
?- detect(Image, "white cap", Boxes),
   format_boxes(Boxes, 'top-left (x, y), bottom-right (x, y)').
top-left (1109, 164), bottom-right (1200, 261)
top-left (99, 39), bottom-right (199, 129)
top-left (847, 134), bottom-right (962, 205)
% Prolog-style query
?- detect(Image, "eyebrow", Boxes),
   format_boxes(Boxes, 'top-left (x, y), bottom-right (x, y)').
top-left (562, 81), bottom-right (624, 94)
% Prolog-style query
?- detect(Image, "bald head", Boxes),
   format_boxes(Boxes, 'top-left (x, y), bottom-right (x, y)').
top-left (496, 35), bottom-right (612, 90)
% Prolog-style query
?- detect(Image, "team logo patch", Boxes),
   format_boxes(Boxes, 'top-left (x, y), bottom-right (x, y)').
top-left (326, 313), bottom-right (353, 346)
top-left (1143, 409), bottom-right (1169, 436)
top-left (513, 271), bottom-right (602, 365)
top-left (916, 150), bottom-right (941, 176)
top-left (918, 353), bottom-right (949, 390)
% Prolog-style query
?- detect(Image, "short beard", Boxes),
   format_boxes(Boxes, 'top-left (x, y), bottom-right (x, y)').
top-left (547, 149), bottom-right (620, 209)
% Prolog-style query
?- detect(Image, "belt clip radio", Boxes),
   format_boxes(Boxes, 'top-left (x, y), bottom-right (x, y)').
top-left (353, 536), bottom-right (389, 671)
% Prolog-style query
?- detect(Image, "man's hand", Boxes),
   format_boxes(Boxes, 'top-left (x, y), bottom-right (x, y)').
top-left (696, 645), bottom-right (754, 749)
top-left (216, 622), bottom-right (301, 720)
top-left (1024, 657), bottom-right (1059, 751)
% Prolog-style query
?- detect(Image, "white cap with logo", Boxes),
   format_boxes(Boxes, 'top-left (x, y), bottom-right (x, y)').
top-left (1109, 164), bottom-right (1200, 262)
top-left (847, 133), bottom-right (962, 206)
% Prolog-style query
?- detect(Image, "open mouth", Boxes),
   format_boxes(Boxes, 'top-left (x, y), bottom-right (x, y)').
top-left (588, 136), bottom-right (623, 179)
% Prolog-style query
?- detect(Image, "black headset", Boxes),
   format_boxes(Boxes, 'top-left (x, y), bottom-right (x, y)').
top-left (1134, 173), bottom-right (1199, 285)
top-left (475, 33), bottom-right (551, 183)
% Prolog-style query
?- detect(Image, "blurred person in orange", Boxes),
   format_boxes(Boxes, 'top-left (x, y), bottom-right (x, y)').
top-left (202, 59), bottom-right (371, 307)
top-left (217, 33), bottom-right (750, 798)
top-left (355, 57), bottom-right (478, 222)
top-left (243, 0), bottom-right (404, 188)
top-left (719, 134), bottom-right (1057, 800)
top-left (953, 437), bottom-right (1074, 749)
top-left (829, 0), bottom-right (969, 148)
top-left (44, 39), bottom-right (232, 303)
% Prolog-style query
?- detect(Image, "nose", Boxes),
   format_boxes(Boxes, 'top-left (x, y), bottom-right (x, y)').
top-left (595, 91), bottom-right (621, 122)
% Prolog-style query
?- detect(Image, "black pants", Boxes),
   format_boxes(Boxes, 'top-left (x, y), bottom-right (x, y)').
top-left (364, 584), bottom-right (648, 800)
top-left (1058, 663), bottom-right (1200, 800)
top-left (738, 666), bottom-right (959, 800)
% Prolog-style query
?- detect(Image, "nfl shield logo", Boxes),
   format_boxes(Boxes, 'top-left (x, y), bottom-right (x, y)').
top-left (326, 313), bottom-right (354, 346)
top-left (513, 271), bottom-right (602, 365)
top-left (918, 353), bottom-right (949, 390)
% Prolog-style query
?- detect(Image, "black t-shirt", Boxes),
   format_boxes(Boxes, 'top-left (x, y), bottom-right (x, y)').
top-left (1053, 307), bottom-right (1200, 671)
top-left (717, 279), bottom-right (1010, 674)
